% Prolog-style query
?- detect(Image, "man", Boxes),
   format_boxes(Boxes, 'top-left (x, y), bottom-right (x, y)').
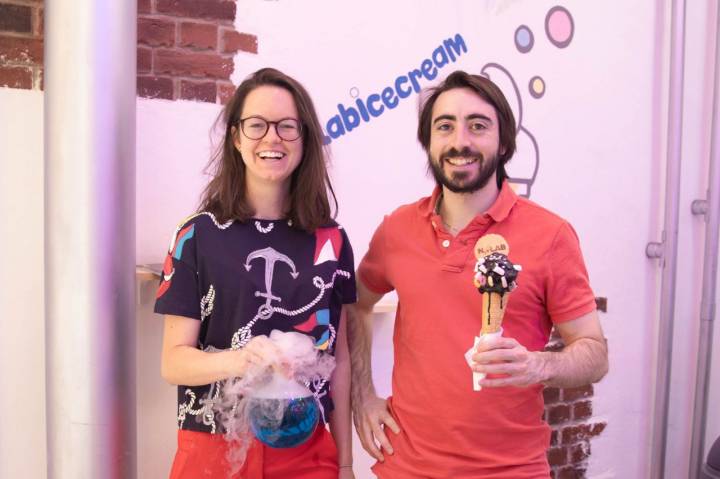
top-left (347, 70), bottom-right (609, 478)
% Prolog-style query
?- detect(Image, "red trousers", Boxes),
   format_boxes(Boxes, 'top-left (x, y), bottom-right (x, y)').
top-left (169, 426), bottom-right (339, 479)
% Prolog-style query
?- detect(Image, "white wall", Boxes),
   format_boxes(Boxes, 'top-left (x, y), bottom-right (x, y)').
top-left (0, 88), bottom-right (46, 479)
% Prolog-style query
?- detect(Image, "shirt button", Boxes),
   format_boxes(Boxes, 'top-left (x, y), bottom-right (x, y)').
top-left (442, 239), bottom-right (450, 248)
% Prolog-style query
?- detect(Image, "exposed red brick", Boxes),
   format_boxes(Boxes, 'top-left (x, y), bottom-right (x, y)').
top-left (562, 385), bottom-right (593, 402)
top-left (217, 81), bottom-right (235, 104)
top-left (156, 0), bottom-right (235, 22)
top-left (138, 18), bottom-right (175, 47)
top-left (180, 21), bottom-right (217, 50)
top-left (570, 442), bottom-right (590, 463)
top-left (595, 296), bottom-right (607, 312)
top-left (573, 401), bottom-right (593, 420)
top-left (154, 49), bottom-right (232, 79)
top-left (137, 75), bottom-right (174, 100)
top-left (543, 387), bottom-right (560, 405)
top-left (0, 65), bottom-right (32, 88)
top-left (561, 424), bottom-right (591, 445)
top-left (138, 0), bottom-right (152, 14)
top-left (34, 6), bottom-right (42, 36)
top-left (0, 36), bottom-right (43, 64)
top-left (137, 46), bottom-right (152, 73)
top-left (547, 447), bottom-right (567, 466)
top-left (550, 429), bottom-right (559, 446)
top-left (557, 466), bottom-right (586, 479)
top-left (0, 3), bottom-right (32, 33)
top-left (180, 79), bottom-right (216, 102)
top-left (590, 422), bottom-right (606, 437)
top-left (221, 29), bottom-right (257, 53)
top-left (548, 404), bottom-right (571, 425)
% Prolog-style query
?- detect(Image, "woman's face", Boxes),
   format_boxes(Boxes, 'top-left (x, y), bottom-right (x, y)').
top-left (233, 85), bottom-right (303, 190)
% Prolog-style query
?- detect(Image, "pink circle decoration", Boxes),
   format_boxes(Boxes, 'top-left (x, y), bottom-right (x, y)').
top-left (545, 6), bottom-right (574, 48)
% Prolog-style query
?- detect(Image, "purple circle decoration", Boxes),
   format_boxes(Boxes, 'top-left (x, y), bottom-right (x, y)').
top-left (545, 6), bottom-right (574, 48)
top-left (529, 76), bottom-right (545, 99)
top-left (514, 25), bottom-right (534, 54)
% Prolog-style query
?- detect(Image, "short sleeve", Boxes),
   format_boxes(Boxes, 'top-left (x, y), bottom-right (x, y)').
top-left (545, 222), bottom-right (597, 323)
top-left (337, 227), bottom-right (357, 304)
top-left (357, 216), bottom-right (394, 294)
top-left (154, 221), bottom-right (202, 320)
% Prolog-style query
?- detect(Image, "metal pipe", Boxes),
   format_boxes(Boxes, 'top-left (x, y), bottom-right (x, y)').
top-left (688, 3), bottom-right (720, 474)
top-left (44, 1), bottom-right (137, 478)
top-left (648, 0), bottom-right (687, 477)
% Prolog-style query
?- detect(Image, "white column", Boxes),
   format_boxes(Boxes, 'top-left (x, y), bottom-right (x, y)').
top-left (44, 1), bottom-right (137, 477)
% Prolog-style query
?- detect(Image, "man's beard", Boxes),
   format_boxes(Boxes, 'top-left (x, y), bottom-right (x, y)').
top-left (428, 146), bottom-right (499, 194)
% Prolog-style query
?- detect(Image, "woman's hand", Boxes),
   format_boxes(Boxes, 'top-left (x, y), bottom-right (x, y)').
top-left (338, 466), bottom-right (355, 479)
top-left (232, 335), bottom-right (281, 378)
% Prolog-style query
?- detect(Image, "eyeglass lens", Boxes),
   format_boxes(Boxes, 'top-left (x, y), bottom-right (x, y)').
top-left (241, 117), bottom-right (301, 141)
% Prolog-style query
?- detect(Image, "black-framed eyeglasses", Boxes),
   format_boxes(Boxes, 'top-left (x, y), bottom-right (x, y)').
top-left (238, 116), bottom-right (302, 141)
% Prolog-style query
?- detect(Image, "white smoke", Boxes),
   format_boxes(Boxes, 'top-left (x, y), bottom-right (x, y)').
top-left (211, 330), bottom-right (336, 474)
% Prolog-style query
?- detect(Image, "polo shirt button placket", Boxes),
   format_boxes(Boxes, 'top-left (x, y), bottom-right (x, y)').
top-left (442, 239), bottom-right (450, 248)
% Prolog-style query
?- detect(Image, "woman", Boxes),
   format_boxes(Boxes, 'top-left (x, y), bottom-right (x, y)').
top-left (155, 68), bottom-right (356, 479)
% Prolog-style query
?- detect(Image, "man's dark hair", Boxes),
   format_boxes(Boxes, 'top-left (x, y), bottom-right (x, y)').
top-left (417, 70), bottom-right (517, 187)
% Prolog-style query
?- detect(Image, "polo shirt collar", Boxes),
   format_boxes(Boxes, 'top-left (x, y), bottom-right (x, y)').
top-left (486, 180), bottom-right (518, 223)
top-left (423, 181), bottom-right (518, 223)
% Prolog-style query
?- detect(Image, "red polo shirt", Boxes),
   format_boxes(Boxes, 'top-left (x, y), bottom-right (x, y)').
top-left (358, 182), bottom-right (596, 478)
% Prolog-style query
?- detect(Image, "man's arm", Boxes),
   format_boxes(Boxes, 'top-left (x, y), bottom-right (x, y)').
top-left (472, 310), bottom-right (609, 388)
top-left (346, 279), bottom-right (400, 461)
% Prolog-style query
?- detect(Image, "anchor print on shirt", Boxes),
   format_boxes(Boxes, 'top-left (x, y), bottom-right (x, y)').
top-left (231, 229), bottom-right (349, 351)
top-left (244, 247), bottom-right (299, 319)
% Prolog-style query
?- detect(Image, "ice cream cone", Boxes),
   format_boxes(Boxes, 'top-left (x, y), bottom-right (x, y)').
top-left (481, 292), bottom-right (509, 334)
top-left (467, 234), bottom-right (521, 392)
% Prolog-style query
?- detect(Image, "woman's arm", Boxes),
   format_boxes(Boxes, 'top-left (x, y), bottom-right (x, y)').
top-left (160, 314), bottom-right (274, 386)
top-left (329, 308), bottom-right (355, 477)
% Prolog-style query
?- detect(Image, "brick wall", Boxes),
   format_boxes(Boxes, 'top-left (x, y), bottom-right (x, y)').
top-left (544, 326), bottom-right (607, 479)
top-left (0, 0), bottom-right (257, 104)
top-left (0, 0), bottom-right (44, 89)
top-left (137, 0), bottom-right (257, 104)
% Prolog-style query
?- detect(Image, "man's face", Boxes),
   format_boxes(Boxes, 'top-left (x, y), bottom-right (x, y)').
top-left (428, 87), bottom-right (503, 194)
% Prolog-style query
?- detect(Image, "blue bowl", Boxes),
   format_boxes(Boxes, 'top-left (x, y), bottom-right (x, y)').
top-left (248, 396), bottom-right (319, 448)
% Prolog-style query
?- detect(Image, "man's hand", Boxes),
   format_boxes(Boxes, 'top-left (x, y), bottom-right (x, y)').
top-left (471, 311), bottom-right (609, 389)
top-left (352, 394), bottom-right (400, 462)
top-left (471, 336), bottom-right (547, 388)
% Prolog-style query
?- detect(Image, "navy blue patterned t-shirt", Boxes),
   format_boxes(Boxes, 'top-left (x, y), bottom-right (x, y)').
top-left (154, 212), bottom-right (357, 434)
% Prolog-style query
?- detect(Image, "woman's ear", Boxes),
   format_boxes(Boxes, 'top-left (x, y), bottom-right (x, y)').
top-left (231, 126), bottom-right (241, 151)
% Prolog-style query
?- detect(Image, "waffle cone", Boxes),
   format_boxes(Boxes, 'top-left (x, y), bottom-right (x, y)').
top-left (481, 292), bottom-right (509, 334)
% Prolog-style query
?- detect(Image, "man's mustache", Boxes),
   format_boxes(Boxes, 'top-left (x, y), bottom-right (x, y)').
top-left (441, 147), bottom-right (484, 162)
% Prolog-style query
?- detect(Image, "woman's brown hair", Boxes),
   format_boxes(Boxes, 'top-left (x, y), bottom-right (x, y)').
top-left (199, 68), bottom-right (336, 232)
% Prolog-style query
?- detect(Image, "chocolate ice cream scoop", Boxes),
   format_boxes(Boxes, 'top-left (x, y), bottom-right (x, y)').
top-left (473, 252), bottom-right (522, 294)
